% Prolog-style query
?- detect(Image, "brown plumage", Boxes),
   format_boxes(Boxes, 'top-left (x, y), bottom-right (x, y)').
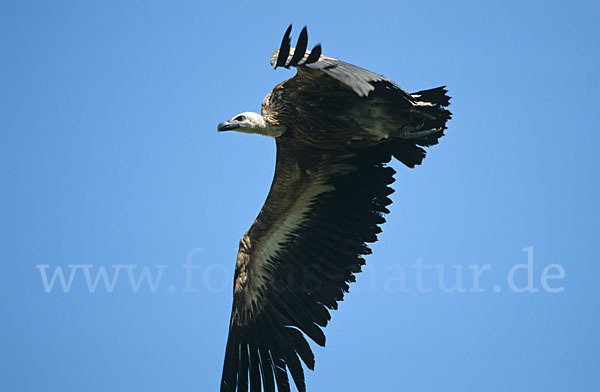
top-left (217, 25), bottom-right (451, 392)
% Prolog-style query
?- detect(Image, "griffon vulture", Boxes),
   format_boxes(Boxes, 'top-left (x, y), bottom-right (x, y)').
top-left (217, 25), bottom-right (452, 392)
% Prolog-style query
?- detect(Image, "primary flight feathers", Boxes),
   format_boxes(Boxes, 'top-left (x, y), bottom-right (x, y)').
top-left (218, 25), bottom-right (451, 392)
top-left (272, 25), bottom-right (322, 69)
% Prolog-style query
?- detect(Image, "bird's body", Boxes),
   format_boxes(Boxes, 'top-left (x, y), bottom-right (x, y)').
top-left (261, 66), bottom-right (440, 149)
top-left (217, 26), bottom-right (451, 392)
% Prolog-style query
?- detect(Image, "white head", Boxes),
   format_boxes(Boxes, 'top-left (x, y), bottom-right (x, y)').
top-left (217, 112), bottom-right (286, 137)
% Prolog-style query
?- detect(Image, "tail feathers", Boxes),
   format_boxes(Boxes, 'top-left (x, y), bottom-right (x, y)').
top-left (387, 86), bottom-right (451, 168)
top-left (410, 87), bottom-right (452, 145)
top-left (411, 86), bottom-right (451, 107)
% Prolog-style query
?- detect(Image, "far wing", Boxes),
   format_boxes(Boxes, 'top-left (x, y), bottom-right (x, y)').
top-left (220, 138), bottom-right (395, 392)
top-left (270, 25), bottom-right (402, 97)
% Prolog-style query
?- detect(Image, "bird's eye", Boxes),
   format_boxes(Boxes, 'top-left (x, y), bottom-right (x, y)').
top-left (234, 115), bottom-right (246, 122)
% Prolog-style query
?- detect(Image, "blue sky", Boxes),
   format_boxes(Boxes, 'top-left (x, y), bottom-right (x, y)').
top-left (2, 0), bottom-right (599, 391)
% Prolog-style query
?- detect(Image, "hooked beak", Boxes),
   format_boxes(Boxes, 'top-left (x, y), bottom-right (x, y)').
top-left (217, 121), bottom-right (239, 132)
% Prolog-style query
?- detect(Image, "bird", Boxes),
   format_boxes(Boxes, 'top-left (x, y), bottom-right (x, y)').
top-left (217, 25), bottom-right (451, 392)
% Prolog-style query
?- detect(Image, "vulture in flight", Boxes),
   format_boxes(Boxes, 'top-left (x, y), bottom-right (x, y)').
top-left (217, 25), bottom-right (451, 392)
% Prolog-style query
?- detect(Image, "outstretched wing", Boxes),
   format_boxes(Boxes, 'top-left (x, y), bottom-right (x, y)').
top-left (220, 138), bottom-right (395, 392)
top-left (270, 25), bottom-right (403, 97)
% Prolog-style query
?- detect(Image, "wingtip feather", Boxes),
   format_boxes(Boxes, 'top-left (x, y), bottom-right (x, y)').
top-left (303, 44), bottom-right (322, 65)
top-left (287, 26), bottom-right (308, 67)
top-left (275, 24), bottom-right (293, 69)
